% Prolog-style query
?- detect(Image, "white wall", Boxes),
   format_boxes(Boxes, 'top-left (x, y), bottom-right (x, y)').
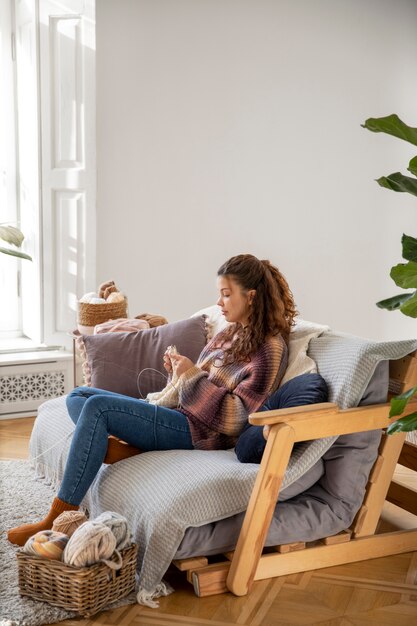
top-left (96, 0), bottom-right (417, 340)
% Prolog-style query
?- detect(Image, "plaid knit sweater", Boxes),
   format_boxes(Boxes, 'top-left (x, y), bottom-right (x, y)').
top-left (177, 330), bottom-right (288, 450)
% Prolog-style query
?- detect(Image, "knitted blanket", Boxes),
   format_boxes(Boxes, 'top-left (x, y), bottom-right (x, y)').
top-left (29, 332), bottom-right (417, 605)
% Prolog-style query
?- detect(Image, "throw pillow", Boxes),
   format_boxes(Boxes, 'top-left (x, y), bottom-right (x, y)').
top-left (279, 318), bottom-right (330, 386)
top-left (74, 318), bottom-right (151, 386)
top-left (82, 315), bottom-right (208, 399)
top-left (191, 304), bottom-right (229, 340)
top-left (235, 373), bottom-right (329, 464)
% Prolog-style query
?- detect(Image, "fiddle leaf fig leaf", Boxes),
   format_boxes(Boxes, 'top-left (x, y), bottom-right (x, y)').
top-left (0, 225), bottom-right (24, 247)
top-left (402, 234), bottom-right (417, 262)
top-left (377, 172), bottom-right (417, 197)
top-left (390, 262), bottom-right (417, 289)
top-left (389, 386), bottom-right (417, 417)
top-left (408, 155), bottom-right (417, 176)
top-left (387, 412), bottom-right (417, 434)
top-left (376, 292), bottom-right (415, 311)
top-left (362, 114), bottom-right (417, 146)
top-left (364, 114), bottom-right (417, 322)
top-left (400, 290), bottom-right (417, 317)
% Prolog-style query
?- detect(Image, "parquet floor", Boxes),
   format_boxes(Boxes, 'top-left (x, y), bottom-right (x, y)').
top-left (2, 417), bottom-right (417, 625)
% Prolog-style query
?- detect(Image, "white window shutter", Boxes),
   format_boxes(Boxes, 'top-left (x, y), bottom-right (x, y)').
top-left (39, 0), bottom-right (96, 349)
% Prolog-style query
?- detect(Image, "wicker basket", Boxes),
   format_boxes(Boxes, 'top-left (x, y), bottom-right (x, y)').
top-left (77, 298), bottom-right (128, 328)
top-left (17, 544), bottom-right (137, 617)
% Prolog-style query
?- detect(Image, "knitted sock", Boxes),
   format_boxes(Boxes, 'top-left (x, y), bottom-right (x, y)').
top-left (103, 436), bottom-right (142, 465)
top-left (7, 497), bottom-right (79, 546)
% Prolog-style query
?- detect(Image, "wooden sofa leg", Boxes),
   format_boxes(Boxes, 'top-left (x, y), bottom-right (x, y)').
top-left (227, 423), bottom-right (295, 596)
top-left (172, 556), bottom-right (231, 597)
top-left (190, 563), bottom-right (231, 597)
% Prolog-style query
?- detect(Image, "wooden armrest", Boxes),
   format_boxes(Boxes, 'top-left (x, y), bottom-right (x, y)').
top-left (249, 400), bottom-right (417, 443)
top-left (249, 402), bottom-right (338, 425)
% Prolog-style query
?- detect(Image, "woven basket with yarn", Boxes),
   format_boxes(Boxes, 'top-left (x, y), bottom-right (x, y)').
top-left (16, 543), bottom-right (137, 617)
top-left (77, 280), bottom-right (128, 332)
top-left (77, 299), bottom-right (128, 328)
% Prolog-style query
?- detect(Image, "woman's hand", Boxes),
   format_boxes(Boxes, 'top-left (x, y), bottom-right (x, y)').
top-left (170, 353), bottom-right (194, 377)
top-left (163, 350), bottom-right (173, 374)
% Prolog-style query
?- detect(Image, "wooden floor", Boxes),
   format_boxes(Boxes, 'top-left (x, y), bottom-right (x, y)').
top-left (2, 417), bottom-right (417, 626)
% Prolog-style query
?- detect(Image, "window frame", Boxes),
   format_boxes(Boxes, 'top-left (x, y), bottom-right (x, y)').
top-left (0, 0), bottom-right (22, 340)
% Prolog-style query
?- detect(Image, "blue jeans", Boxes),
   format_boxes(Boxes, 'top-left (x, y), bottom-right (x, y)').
top-left (58, 387), bottom-right (193, 505)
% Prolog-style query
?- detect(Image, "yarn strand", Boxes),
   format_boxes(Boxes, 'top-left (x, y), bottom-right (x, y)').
top-left (29, 432), bottom-right (73, 464)
top-left (136, 367), bottom-right (178, 400)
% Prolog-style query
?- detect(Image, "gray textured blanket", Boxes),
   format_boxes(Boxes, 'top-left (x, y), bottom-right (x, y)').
top-left (29, 332), bottom-right (417, 603)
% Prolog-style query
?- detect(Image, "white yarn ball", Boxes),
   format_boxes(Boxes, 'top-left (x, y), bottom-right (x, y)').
top-left (79, 292), bottom-right (98, 303)
top-left (88, 297), bottom-right (107, 304)
top-left (92, 511), bottom-right (131, 550)
top-left (63, 521), bottom-right (118, 568)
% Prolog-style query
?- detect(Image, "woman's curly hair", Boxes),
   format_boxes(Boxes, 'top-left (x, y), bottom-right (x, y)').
top-left (217, 254), bottom-right (297, 364)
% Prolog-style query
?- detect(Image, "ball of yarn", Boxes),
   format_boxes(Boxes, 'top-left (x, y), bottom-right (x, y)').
top-left (52, 510), bottom-right (88, 537)
top-left (23, 530), bottom-right (69, 561)
top-left (63, 521), bottom-right (121, 569)
top-left (91, 511), bottom-right (131, 550)
top-left (106, 291), bottom-right (125, 303)
top-left (89, 297), bottom-right (107, 304)
top-left (98, 280), bottom-right (117, 299)
top-left (79, 291), bottom-right (98, 303)
top-left (135, 313), bottom-right (168, 327)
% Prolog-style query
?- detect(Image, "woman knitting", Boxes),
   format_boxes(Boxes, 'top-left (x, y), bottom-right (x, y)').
top-left (8, 254), bottom-right (296, 546)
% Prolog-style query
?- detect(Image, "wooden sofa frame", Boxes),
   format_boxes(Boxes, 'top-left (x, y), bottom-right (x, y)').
top-left (173, 350), bottom-right (417, 597)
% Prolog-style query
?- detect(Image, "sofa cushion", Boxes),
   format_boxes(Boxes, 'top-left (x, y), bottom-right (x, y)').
top-left (82, 315), bottom-right (207, 399)
top-left (235, 373), bottom-right (329, 464)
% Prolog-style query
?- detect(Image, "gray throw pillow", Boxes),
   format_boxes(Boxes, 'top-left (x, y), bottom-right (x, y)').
top-left (83, 315), bottom-right (207, 399)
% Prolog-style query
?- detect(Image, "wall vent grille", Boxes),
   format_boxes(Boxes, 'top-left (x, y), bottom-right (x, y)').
top-left (0, 353), bottom-right (73, 418)
top-left (0, 371), bottom-right (66, 403)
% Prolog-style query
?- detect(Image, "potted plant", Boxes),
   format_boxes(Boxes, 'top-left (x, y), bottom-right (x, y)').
top-left (362, 114), bottom-right (417, 432)
top-left (0, 224), bottom-right (32, 260)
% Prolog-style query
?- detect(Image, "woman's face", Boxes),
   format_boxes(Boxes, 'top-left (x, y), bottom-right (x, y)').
top-left (216, 275), bottom-right (254, 327)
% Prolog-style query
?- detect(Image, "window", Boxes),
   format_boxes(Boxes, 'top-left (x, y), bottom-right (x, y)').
top-left (0, 0), bottom-right (21, 339)
top-left (1, 0), bottom-right (96, 352)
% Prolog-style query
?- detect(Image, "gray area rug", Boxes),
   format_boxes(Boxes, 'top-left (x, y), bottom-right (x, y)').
top-left (0, 460), bottom-right (137, 626)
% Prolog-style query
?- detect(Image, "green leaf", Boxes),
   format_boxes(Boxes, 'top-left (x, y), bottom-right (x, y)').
top-left (402, 234), bottom-right (417, 262)
top-left (377, 172), bottom-right (417, 197)
top-left (400, 290), bottom-right (417, 317)
top-left (408, 155), bottom-right (417, 176)
top-left (376, 292), bottom-right (415, 311)
top-left (389, 385), bottom-right (417, 417)
top-left (387, 411), bottom-right (417, 434)
top-left (0, 225), bottom-right (24, 247)
top-left (0, 246), bottom-right (32, 261)
top-left (390, 261), bottom-right (417, 289)
top-left (362, 114), bottom-right (417, 146)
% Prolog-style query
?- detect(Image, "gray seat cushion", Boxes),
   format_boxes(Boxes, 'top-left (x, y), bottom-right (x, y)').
top-left (174, 362), bottom-right (388, 558)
